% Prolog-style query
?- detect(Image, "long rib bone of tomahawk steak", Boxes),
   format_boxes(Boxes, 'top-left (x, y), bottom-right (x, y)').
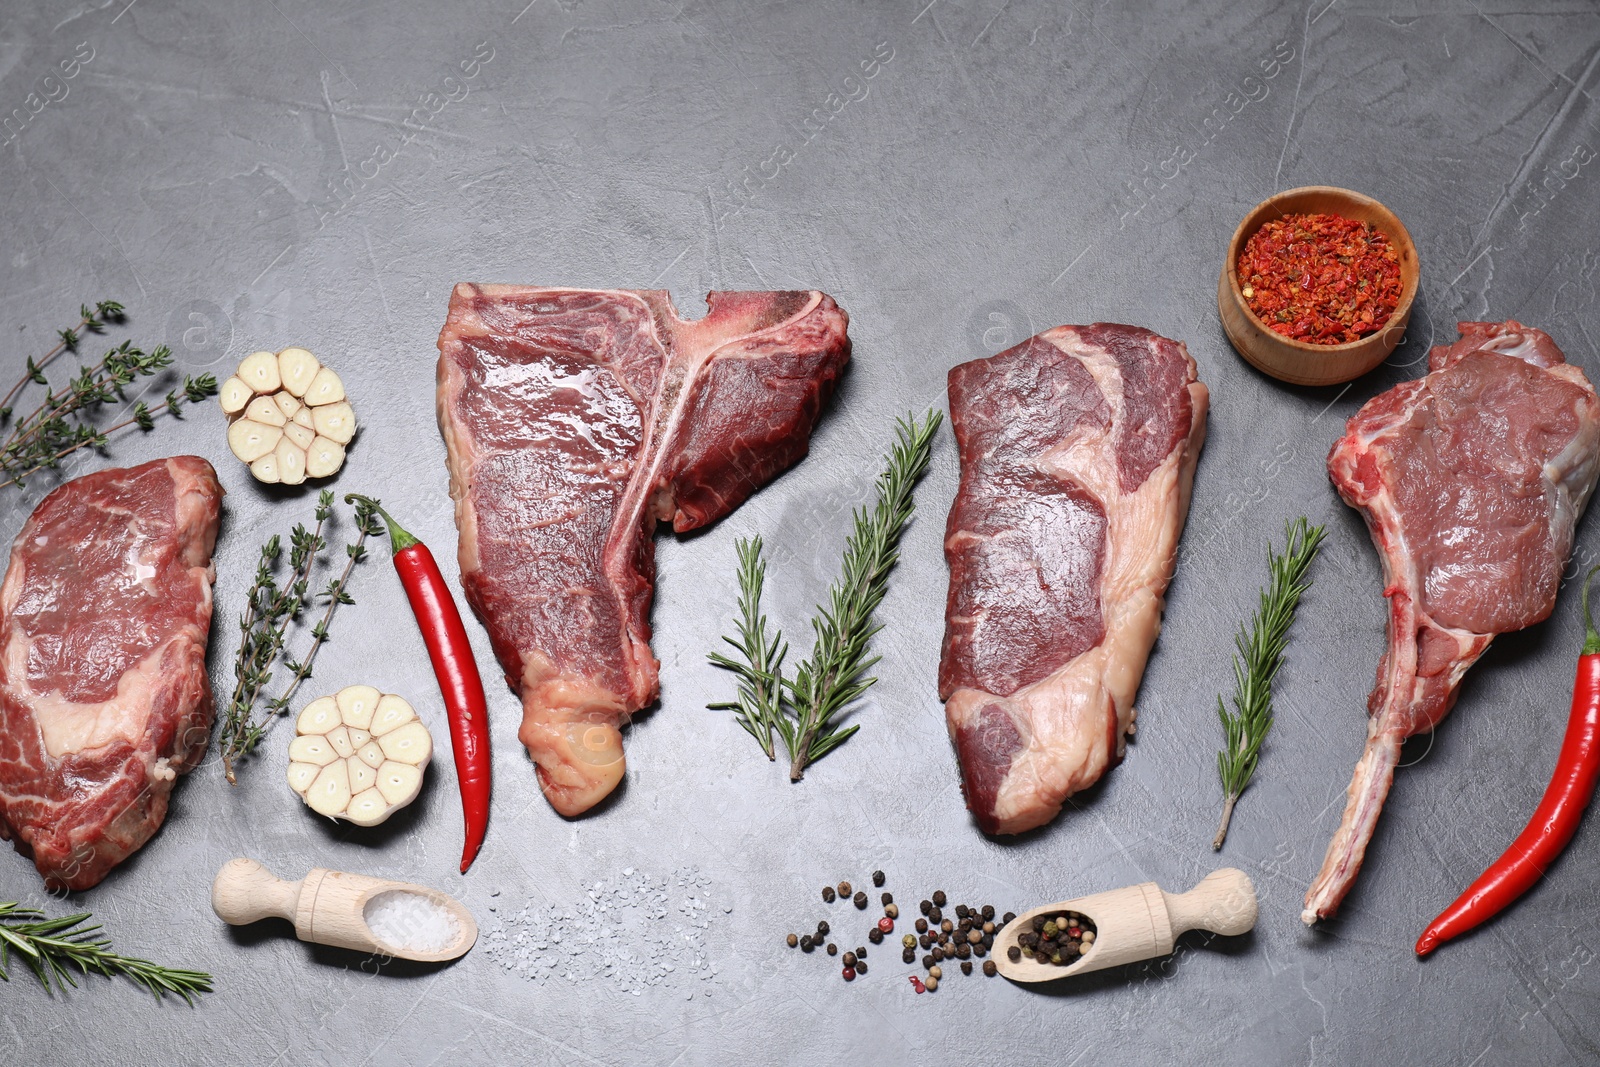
top-left (1305, 320), bottom-right (1600, 924)
top-left (0, 456), bottom-right (222, 890)
top-left (939, 324), bottom-right (1208, 835)
top-left (437, 285), bottom-right (850, 816)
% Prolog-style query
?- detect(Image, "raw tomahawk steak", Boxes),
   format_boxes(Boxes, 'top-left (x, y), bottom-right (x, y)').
top-left (0, 456), bottom-right (222, 890)
top-left (940, 324), bottom-right (1208, 835)
top-left (1305, 321), bottom-right (1600, 923)
top-left (437, 285), bottom-right (849, 816)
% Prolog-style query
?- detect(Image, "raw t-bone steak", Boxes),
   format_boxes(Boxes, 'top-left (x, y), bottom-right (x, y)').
top-left (0, 456), bottom-right (222, 890)
top-left (940, 324), bottom-right (1207, 835)
top-left (437, 285), bottom-right (849, 816)
top-left (1305, 321), bottom-right (1600, 923)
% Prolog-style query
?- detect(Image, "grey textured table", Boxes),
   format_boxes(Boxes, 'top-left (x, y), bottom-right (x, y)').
top-left (2, 1), bottom-right (1599, 1064)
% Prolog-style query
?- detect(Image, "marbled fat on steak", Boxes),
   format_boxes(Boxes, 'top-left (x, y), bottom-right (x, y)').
top-left (0, 457), bottom-right (222, 890)
top-left (940, 324), bottom-right (1208, 835)
top-left (437, 285), bottom-right (849, 816)
top-left (1305, 321), bottom-right (1600, 923)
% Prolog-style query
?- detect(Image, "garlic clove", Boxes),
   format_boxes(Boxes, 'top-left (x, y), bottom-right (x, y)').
top-left (304, 367), bottom-right (346, 407)
top-left (228, 419), bottom-right (282, 463)
top-left (369, 694), bottom-right (416, 736)
top-left (238, 350), bottom-right (282, 394)
top-left (349, 758), bottom-right (377, 794)
top-left (356, 740), bottom-right (386, 769)
top-left (336, 685), bottom-right (381, 729)
top-left (286, 761), bottom-right (322, 794)
top-left (274, 436), bottom-right (307, 485)
top-left (250, 451), bottom-right (282, 484)
top-left (219, 376), bottom-right (253, 415)
top-left (345, 788), bottom-right (391, 827)
top-left (347, 728), bottom-right (371, 748)
top-left (293, 406), bottom-right (315, 429)
top-left (283, 421), bottom-right (315, 450)
top-left (289, 734), bottom-right (338, 767)
top-left (296, 696), bottom-right (340, 734)
top-left (273, 391), bottom-right (304, 420)
top-left (311, 402), bottom-right (356, 445)
top-left (245, 394), bottom-right (288, 427)
top-left (325, 725), bottom-right (355, 759)
top-left (375, 760), bottom-right (424, 806)
top-left (304, 436), bottom-right (346, 479)
top-left (378, 721), bottom-right (432, 765)
top-left (277, 347), bottom-right (320, 397)
top-left (307, 760), bottom-right (352, 817)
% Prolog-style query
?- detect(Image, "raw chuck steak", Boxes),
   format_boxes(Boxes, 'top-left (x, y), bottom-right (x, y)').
top-left (1305, 321), bottom-right (1600, 923)
top-left (940, 324), bottom-right (1208, 835)
top-left (0, 457), bottom-right (222, 891)
top-left (437, 285), bottom-right (849, 816)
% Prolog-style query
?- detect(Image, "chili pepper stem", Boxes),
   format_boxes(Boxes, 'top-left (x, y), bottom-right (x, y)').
top-left (346, 493), bottom-right (420, 552)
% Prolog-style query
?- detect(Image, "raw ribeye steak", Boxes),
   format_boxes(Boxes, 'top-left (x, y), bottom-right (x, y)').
top-left (940, 324), bottom-right (1208, 835)
top-left (0, 456), bottom-right (222, 890)
top-left (1305, 321), bottom-right (1600, 923)
top-left (437, 285), bottom-right (850, 816)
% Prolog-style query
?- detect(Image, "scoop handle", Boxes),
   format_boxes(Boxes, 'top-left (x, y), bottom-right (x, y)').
top-left (1162, 868), bottom-right (1258, 937)
top-left (212, 857), bottom-right (302, 926)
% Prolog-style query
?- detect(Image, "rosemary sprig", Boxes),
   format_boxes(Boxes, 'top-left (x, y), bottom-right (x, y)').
top-left (0, 324), bottom-right (216, 490)
top-left (0, 300), bottom-right (124, 416)
top-left (0, 900), bottom-right (211, 1003)
top-left (707, 535), bottom-right (788, 760)
top-left (1213, 516), bottom-right (1326, 850)
top-left (708, 411), bottom-right (942, 780)
top-left (220, 492), bottom-right (378, 782)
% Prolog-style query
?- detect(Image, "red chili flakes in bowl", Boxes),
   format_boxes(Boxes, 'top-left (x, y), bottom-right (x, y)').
top-left (1238, 212), bottom-right (1402, 345)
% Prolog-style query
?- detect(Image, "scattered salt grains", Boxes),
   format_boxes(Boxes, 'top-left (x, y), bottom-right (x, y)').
top-left (484, 866), bottom-right (728, 997)
top-left (363, 891), bottom-right (460, 954)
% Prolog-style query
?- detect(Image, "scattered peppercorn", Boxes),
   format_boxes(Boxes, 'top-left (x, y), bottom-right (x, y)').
top-left (932, 891), bottom-right (947, 907)
top-left (981, 905), bottom-right (995, 921)
top-left (856, 946), bottom-right (867, 959)
top-left (838, 881), bottom-right (852, 897)
top-left (983, 960), bottom-right (998, 977)
top-left (816, 921), bottom-right (829, 937)
top-left (801, 936), bottom-right (814, 952)
top-left (924, 975), bottom-right (939, 991)
top-left (853, 891), bottom-right (868, 909)
top-left (902, 933), bottom-right (916, 948)
top-left (915, 918), bottom-right (928, 934)
top-left (961, 960), bottom-right (973, 975)
top-left (940, 919), bottom-right (953, 934)
top-left (842, 967), bottom-right (855, 982)
top-left (877, 917), bottom-right (894, 934)
top-left (919, 899), bottom-right (932, 916)
top-left (1008, 945), bottom-right (1022, 962)
top-left (922, 954), bottom-right (935, 969)
top-left (872, 870), bottom-right (885, 887)
top-left (927, 965), bottom-right (943, 980)
top-left (1002, 912), bottom-right (1015, 925)
top-left (884, 903), bottom-right (899, 919)
top-left (956, 942), bottom-right (971, 961)
top-left (928, 906), bottom-right (943, 924)
top-left (967, 929), bottom-right (982, 945)
top-left (822, 886), bottom-right (835, 903)
top-left (856, 961), bottom-right (868, 975)
top-left (955, 905), bottom-right (969, 920)
top-left (903, 948), bottom-right (916, 964)
top-left (786, 933), bottom-right (798, 948)
top-left (869, 927), bottom-right (884, 945)
top-left (919, 933), bottom-right (931, 948)
top-left (842, 951), bottom-right (856, 968)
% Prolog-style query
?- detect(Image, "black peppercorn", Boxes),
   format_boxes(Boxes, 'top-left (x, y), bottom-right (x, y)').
top-left (981, 905), bottom-right (995, 921)
top-left (955, 905), bottom-right (969, 920)
top-left (955, 942), bottom-right (971, 961)
top-left (919, 899), bottom-right (932, 916)
top-left (928, 906), bottom-right (942, 924)
top-left (853, 891), bottom-right (868, 909)
top-left (982, 933), bottom-right (994, 949)
top-left (872, 870), bottom-right (885, 887)
top-left (842, 951), bottom-right (857, 967)
top-left (1002, 912), bottom-right (1016, 925)
top-left (983, 960), bottom-right (998, 977)
top-left (828, 942), bottom-right (839, 956)
top-left (1008, 945), bottom-right (1022, 962)
top-left (822, 886), bottom-right (835, 903)
top-left (922, 954), bottom-right (935, 969)
top-left (958, 917), bottom-right (973, 933)
top-left (786, 933), bottom-right (798, 948)
top-left (1032, 916), bottom-right (1046, 932)
top-left (856, 946), bottom-right (867, 959)
top-left (816, 920), bottom-right (830, 937)
top-left (919, 933), bottom-right (931, 948)
top-left (868, 928), bottom-right (883, 945)
top-left (801, 936), bottom-right (814, 952)
top-left (856, 961), bottom-right (867, 975)
top-left (974, 943), bottom-right (986, 958)
top-left (881, 892), bottom-right (894, 906)
top-left (960, 960), bottom-right (973, 975)
top-left (932, 890), bottom-right (947, 907)
top-left (915, 918), bottom-right (928, 933)
top-left (903, 948), bottom-right (916, 964)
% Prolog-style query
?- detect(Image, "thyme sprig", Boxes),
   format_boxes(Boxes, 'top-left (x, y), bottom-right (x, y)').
top-left (1213, 516), bottom-right (1326, 850)
top-left (0, 900), bottom-right (211, 1003)
top-left (709, 411), bottom-right (942, 780)
top-left (0, 304), bottom-right (216, 490)
top-left (220, 492), bottom-right (381, 782)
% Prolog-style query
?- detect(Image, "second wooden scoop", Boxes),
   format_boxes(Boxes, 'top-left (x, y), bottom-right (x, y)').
top-left (994, 868), bottom-right (1257, 982)
top-left (212, 858), bottom-right (478, 963)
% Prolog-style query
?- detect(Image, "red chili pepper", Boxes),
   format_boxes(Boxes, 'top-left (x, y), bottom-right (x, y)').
top-left (1416, 567), bottom-right (1600, 956)
top-left (354, 496), bottom-right (492, 874)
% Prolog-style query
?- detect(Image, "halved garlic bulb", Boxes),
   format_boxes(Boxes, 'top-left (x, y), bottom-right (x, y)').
top-left (221, 346), bottom-right (355, 484)
top-left (287, 686), bottom-right (431, 826)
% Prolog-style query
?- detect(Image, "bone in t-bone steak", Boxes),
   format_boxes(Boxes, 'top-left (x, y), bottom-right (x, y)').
top-left (1305, 321), bottom-right (1600, 924)
top-left (437, 285), bottom-right (850, 816)
top-left (939, 324), bottom-right (1208, 835)
top-left (0, 457), bottom-right (222, 890)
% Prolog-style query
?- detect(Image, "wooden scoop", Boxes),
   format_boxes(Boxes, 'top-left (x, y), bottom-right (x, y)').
top-left (212, 857), bottom-right (478, 963)
top-left (994, 868), bottom-right (1257, 982)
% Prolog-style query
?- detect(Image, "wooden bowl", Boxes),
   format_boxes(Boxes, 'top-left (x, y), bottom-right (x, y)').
top-left (1218, 186), bottom-right (1419, 387)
